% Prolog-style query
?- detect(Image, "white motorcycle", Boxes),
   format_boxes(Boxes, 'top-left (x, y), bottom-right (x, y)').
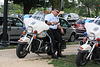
top-left (76, 22), bottom-right (100, 66)
top-left (16, 18), bottom-right (66, 58)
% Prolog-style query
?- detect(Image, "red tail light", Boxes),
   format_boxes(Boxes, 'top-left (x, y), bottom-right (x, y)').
top-left (73, 23), bottom-right (77, 27)
top-left (96, 38), bottom-right (100, 41)
top-left (34, 30), bottom-right (37, 34)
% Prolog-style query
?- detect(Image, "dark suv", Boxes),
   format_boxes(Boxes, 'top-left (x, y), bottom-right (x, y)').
top-left (0, 15), bottom-right (24, 41)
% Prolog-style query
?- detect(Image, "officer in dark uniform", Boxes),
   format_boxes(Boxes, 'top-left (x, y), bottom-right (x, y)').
top-left (45, 8), bottom-right (66, 59)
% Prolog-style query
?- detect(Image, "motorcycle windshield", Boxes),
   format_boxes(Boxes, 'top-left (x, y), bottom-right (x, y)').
top-left (23, 18), bottom-right (36, 28)
top-left (24, 18), bottom-right (49, 34)
top-left (85, 22), bottom-right (100, 39)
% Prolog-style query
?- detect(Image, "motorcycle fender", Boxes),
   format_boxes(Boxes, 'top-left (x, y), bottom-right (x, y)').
top-left (18, 37), bottom-right (30, 43)
top-left (79, 44), bottom-right (91, 52)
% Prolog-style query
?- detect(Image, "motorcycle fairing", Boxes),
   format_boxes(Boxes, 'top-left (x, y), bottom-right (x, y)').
top-left (18, 37), bottom-right (30, 44)
top-left (79, 44), bottom-right (91, 52)
top-left (85, 23), bottom-right (100, 39)
top-left (24, 18), bottom-right (49, 34)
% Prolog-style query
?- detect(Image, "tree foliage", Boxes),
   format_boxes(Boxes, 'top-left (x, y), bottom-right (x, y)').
top-left (78, 0), bottom-right (100, 17)
top-left (1, 0), bottom-right (100, 17)
top-left (9, 0), bottom-right (63, 14)
top-left (9, 0), bottom-right (45, 14)
top-left (0, 2), bottom-right (23, 14)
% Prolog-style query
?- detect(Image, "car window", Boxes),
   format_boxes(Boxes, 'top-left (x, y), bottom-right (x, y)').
top-left (76, 19), bottom-right (85, 24)
top-left (60, 19), bottom-right (69, 27)
top-left (7, 18), bottom-right (15, 26)
top-left (7, 18), bottom-right (23, 27)
top-left (13, 18), bottom-right (23, 27)
top-left (63, 14), bottom-right (68, 18)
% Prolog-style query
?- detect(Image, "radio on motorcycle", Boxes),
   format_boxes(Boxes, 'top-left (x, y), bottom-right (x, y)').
top-left (76, 23), bottom-right (100, 66)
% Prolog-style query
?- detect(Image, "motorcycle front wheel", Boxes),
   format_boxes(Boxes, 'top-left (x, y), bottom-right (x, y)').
top-left (95, 60), bottom-right (100, 64)
top-left (16, 44), bottom-right (28, 58)
top-left (76, 52), bottom-right (89, 66)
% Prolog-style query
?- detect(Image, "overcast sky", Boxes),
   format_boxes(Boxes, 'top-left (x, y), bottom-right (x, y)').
top-left (0, 0), bottom-right (4, 3)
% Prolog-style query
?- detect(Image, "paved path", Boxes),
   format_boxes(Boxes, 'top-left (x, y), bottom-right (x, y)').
top-left (0, 44), bottom-right (79, 67)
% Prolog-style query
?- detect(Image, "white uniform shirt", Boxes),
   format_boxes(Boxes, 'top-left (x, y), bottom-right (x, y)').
top-left (45, 13), bottom-right (60, 29)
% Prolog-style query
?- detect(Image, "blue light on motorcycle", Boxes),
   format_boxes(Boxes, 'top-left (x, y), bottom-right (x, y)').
top-left (84, 32), bottom-right (87, 36)
top-left (23, 27), bottom-right (26, 30)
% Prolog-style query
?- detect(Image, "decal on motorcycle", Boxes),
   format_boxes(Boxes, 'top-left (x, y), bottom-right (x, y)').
top-left (31, 22), bottom-right (36, 25)
top-left (93, 27), bottom-right (99, 31)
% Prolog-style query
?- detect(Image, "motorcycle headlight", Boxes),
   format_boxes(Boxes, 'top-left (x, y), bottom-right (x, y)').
top-left (88, 33), bottom-right (95, 40)
top-left (27, 26), bottom-right (33, 33)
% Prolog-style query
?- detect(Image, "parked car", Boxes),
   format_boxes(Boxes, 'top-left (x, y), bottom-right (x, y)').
top-left (73, 18), bottom-right (95, 39)
top-left (59, 13), bottom-right (79, 25)
top-left (0, 15), bottom-right (24, 41)
top-left (59, 18), bottom-right (76, 42)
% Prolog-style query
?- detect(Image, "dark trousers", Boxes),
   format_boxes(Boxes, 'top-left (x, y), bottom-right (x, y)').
top-left (47, 28), bottom-right (62, 54)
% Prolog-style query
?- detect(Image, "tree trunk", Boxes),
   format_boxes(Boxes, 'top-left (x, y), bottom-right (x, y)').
top-left (51, 0), bottom-right (61, 10)
top-left (87, 7), bottom-right (90, 17)
top-left (95, 9), bottom-right (98, 17)
top-left (51, 0), bottom-right (54, 10)
top-left (23, 4), bottom-right (32, 14)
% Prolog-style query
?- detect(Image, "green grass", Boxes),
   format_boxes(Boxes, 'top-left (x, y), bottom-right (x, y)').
top-left (0, 45), bottom-right (17, 50)
top-left (43, 55), bottom-right (100, 67)
top-left (66, 42), bottom-right (79, 45)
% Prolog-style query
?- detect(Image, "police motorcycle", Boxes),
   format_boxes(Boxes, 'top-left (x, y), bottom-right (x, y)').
top-left (76, 22), bottom-right (100, 66)
top-left (16, 18), bottom-right (66, 58)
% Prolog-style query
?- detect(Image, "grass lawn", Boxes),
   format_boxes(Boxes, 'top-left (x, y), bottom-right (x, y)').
top-left (43, 55), bottom-right (100, 67)
top-left (66, 42), bottom-right (79, 45)
top-left (0, 45), bottom-right (17, 50)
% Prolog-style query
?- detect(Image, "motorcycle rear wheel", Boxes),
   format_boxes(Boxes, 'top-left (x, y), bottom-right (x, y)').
top-left (76, 52), bottom-right (88, 66)
top-left (16, 44), bottom-right (28, 58)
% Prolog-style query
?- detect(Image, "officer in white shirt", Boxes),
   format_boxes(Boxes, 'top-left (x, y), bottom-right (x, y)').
top-left (45, 8), bottom-right (66, 59)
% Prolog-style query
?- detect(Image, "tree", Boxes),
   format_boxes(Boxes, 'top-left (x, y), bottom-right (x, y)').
top-left (9, 0), bottom-right (44, 14)
top-left (78, 0), bottom-right (93, 17)
top-left (9, 0), bottom-right (64, 14)
top-left (91, 0), bottom-right (100, 17)
top-left (49, 0), bottom-right (61, 10)
top-left (0, 2), bottom-right (23, 14)
top-left (78, 0), bottom-right (100, 17)
top-left (64, 0), bottom-right (77, 8)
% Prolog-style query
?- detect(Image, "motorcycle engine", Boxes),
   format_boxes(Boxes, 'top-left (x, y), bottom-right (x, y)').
top-left (31, 39), bottom-right (50, 53)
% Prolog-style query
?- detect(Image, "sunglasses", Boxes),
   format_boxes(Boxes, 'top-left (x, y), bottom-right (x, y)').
top-left (57, 11), bottom-right (59, 13)
top-left (56, 11), bottom-right (59, 13)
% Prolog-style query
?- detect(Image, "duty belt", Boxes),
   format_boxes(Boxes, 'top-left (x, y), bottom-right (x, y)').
top-left (49, 28), bottom-right (57, 31)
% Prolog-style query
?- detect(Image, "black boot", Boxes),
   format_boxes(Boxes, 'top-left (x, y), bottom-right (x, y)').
top-left (57, 53), bottom-right (66, 57)
top-left (52, 54), bottom-right (58, 59)
top-left (57, 43), bottom-right (66, 58)
top-left (51, 43), bottom-right (58, 59)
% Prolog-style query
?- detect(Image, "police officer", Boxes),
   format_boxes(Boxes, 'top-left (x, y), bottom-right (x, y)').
top-left (45, 8), bottom-right (66, 59)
